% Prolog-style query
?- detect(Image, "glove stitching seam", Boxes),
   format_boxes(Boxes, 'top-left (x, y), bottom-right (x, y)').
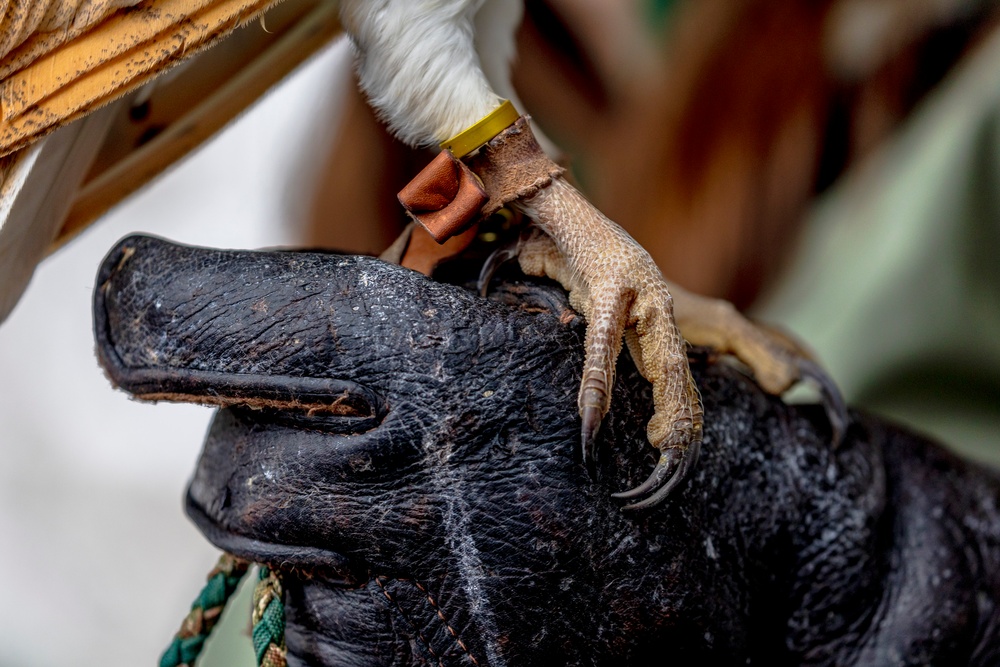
top-left (410, 579), bottom-right (481, 666)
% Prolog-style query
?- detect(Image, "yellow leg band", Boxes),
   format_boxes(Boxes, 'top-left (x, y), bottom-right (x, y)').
top-left (439, 99), bottom-right (520, 158)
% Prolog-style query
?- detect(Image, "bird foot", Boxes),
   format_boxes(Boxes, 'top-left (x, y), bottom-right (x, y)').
top-left (457, 114), bottom-right (843, 508)
top-left (481, 217), bottom-right (847, 510)
top-left (507, 193), bottom-right (704, 510)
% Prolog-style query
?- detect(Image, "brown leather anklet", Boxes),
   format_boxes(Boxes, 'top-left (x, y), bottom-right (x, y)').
top-left (397, 116), bottom-right (563, 244)
top-left (466, 116), bottom-right (564, 219)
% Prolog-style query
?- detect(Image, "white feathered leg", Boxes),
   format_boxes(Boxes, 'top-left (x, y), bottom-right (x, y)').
top-left (339, 0), bottom-right (502, 146)
top-left (340, 0), bottom-right (558, 154)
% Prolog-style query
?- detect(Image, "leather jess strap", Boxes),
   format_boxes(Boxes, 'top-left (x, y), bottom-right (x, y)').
top-left (397, 115), bottom-right (563, 243)
top-left (396, 150), bottom-right (487, 243)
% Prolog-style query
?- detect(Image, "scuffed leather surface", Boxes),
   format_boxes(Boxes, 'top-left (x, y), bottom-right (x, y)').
top-left (94, 234), bottom-right (1000, 666)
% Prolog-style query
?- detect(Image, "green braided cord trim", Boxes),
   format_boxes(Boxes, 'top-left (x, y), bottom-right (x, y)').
top-left (252, 566), bottom-right (287, 667)
top-left (160, 553), bottom-right (250, 667)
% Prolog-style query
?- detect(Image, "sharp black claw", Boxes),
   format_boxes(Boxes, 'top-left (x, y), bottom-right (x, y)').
top-left (613, 436), bottom-right (701, 510)
top-left (581, 405), bottom-right (602, 481)
top-left (798, 359), bottom-right (849, 446)
top-left (478, 244), bottom-right (519, 297)
top-left (611, 453), bottom-right (668, 500)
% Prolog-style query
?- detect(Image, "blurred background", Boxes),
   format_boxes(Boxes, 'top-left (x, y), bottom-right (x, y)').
top-left (1, 0), bottom-right (999, 664)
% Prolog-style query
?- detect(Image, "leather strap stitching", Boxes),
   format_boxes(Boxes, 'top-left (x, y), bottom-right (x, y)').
top-left (410, 579), bottom-right (480, 666)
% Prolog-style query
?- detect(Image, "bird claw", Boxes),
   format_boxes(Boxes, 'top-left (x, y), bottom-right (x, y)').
top-left (581, 404), bottom-right (602, 480)
top-left (797, 358), bottom-right (848, 445)
top-left (478, 241), bottom-right (520, 297)
top-left (510, 179), bottom-right (703, 509)
top-left (481, 235), bottom-right (610, 484)
top-left (612, 442), bottom-right (702, 510)
top-left (480, 214), bottom-right (845, 510)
